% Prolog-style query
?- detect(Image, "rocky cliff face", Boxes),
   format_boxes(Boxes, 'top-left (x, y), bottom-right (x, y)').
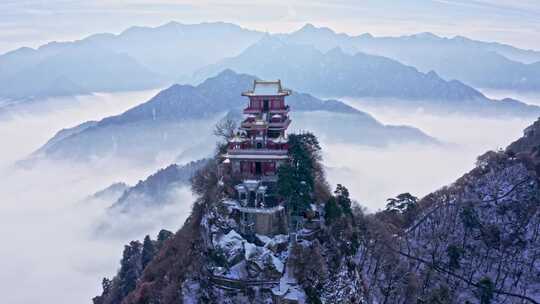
top-left (94, 119), bottom-right (540, 304)
top-left (507, 119), bottom-right (540, 171)
top-left (357, 151), bottom-right (540, 303)
top-left (352, 118), bottom-right (540, 303)
top-left (95, 185), bottom-right (364, 304)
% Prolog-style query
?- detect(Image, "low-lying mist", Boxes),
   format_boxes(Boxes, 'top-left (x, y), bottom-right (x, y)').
top-left (0, 90), bottom-right (536, 303)
top-left (479, 88), bottom-right (540, 107)
top-left (324, 97), bottom-right (534, 210)
top-left (0, 159), bottom-right (195, 304)
top-left (0, 89), bottom-right (160, 169)
top-left (0, 90), bottom-right (195, 304)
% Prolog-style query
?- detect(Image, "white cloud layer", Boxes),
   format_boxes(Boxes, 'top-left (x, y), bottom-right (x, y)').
top-left (0, 90), bottom-right (536, 302)
top-left (324, 98), bottom-right (534, 210)
top-left (0, 90), bottom-right (193, 304)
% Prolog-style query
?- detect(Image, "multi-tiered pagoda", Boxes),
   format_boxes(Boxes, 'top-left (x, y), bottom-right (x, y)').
top-left (223, 80), bottom-right (291, 182)
top-left (220, 80), bottom-right (292, 236)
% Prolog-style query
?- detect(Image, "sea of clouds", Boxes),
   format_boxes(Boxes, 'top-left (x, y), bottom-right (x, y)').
top-left (0, 90), bottom-right (536, 303)
top-left (0, 90), bottom-right (195, 304)
top-left (325, 97), bottom-right (534, 210)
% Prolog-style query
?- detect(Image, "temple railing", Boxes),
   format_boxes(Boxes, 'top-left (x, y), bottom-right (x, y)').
top-left (241, 118), bottom-right (290, 129)
top-left (227, 149), bottom-right (287, 155)
top-left (269, 105), bottom-right (289, 113)
top-left (268, 118), bottom-right (291, 128)
top-left (243, 105), bottom-right (289, 114)
top-left (243, 107), bottom-right (261, 114)
top-left (240, 121), bottom-right (267, 128)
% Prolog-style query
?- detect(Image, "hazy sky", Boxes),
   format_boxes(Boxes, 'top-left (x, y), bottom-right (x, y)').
top-left (1, 0), bottom-right (539, 54)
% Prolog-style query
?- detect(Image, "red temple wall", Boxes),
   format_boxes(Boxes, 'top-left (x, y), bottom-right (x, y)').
top-left (238, 160), bottom-right (277, 175)
top-left (249, 97), bottom-right (285, 110)
top-left (263, 162), bottom-right (276, 174)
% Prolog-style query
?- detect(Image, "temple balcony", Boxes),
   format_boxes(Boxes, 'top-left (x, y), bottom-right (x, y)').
top-left (243, 107), bottom-right (261, 114)
top-left (227, 148), bottom-right (288, 156)
top-left (241, 121), bottom-right (268, 130)
top-left (229, 139), bottom-right (287, 150)
top-left (268, 105), bottom-right (289, 114)
top-left (241, 118), bottom-right (290, 130)
top-left (268, 118), bottom-right (291, 129)
top-left (224, 150), bottom-right (289, 161)
top-left (243, 105), bottom-right (289, 115)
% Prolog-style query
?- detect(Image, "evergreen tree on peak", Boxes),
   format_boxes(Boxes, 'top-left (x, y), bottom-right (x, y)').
top-left (141, 235), bottom-right (156, 269)
top-left (278, 132), bottom-right (322, 215)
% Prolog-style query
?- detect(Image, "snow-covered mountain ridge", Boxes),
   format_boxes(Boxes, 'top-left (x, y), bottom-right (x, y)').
top-left (93, 117), bottom-right (540, 303)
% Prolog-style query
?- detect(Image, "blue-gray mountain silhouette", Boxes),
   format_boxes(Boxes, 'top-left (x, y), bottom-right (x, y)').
top-left (27, 70), bottom-right (435, 165)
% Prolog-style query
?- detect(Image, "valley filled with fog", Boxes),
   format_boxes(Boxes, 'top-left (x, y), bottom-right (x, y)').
top-left (326, 97), bottom-right (533, 210)
top-left (0, 91), bottom-right (195, 304)
top-left (0, 90), bottom-right (535, 303)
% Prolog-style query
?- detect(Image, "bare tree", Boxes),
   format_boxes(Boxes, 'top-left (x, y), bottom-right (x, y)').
top-left (213, 119), bottom-right (237, 141)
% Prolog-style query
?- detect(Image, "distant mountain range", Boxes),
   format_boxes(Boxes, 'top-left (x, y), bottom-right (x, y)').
top-left (197, 37), bottom-right (540, 117)
top-left (0, 45), bottom-right (164, 100)
top-left (110, 159), bottom-right (208, 213)
top-left (0, 22), bottom-right (262, 100)
top-left (1, 21), bottom-right (540, 102)
top-left (282, 24), bottom-right (540, 64)
top-left (25, 70), bottom-right (435, 165)
top-left (279, 24), bottom-right (540, 91)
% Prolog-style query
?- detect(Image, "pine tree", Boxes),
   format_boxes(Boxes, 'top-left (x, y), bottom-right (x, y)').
top-left (157, 229), bottom-right (173, 249)
top-left (385, 193), bottom-right (418, 214)
top-left (324, 197), bottom-right (342, 224)
top-left (460, 205), bottom-right (480, 230)
top-left (278, 133), bottom-right (322, 215)
top-left (334, 184), bottom-right (352, 214)
top-left (141, 235), bottom-right (156, 269)
top-left (102, 277), bottom-right (112, 294)
top-left (157, 229), bottom-right (173, 242)
top-left (426, 285), bottom-right (451, 304)
top-left (118, 241), bottom-right (143, 298)
top-left (446, 244), bottom-right (463, 270)
top-left (477, 277), bottom-right (495, 304)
